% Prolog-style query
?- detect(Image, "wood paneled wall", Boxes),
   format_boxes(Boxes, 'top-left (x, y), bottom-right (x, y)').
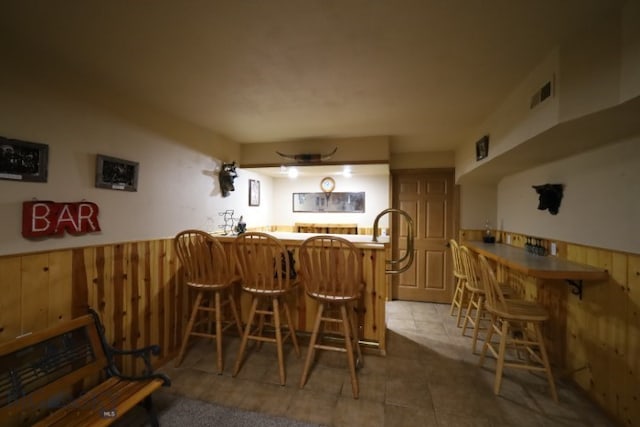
top-left (461, 229), bottom-right (640, 427)
top-left (0, 239), bottom-right (187, 376)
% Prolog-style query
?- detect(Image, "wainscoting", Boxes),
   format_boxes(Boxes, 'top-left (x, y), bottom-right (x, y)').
top-left (0, 239), bottom-right (187, 376)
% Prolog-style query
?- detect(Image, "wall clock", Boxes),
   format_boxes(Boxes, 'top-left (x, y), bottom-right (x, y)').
top-left (320, 176), bottom-right (335, 193)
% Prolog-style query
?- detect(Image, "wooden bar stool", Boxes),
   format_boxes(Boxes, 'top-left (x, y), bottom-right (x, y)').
top-left (448, 239), bottom-right (468, 327)
top-left (459, 245), bottom-right (488, 354)
top-left (460, 246), bottom-right (514, 353)
top-left (232, 232), bottom-right (300, 385)
top-left (477, 254), bottom-right (558, 402)
top-left (173, 229), bottom-right (243, 373)
top-left (298, 236), bottom-right (364, 399)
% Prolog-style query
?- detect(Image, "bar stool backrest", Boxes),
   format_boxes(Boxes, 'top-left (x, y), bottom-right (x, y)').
top-left (459, 245), bottom-right (482, 293)
top-left (450, 239), bottom-right (465, 281)
top-left (299, 235), bottom-right (363, 300)
top-left (174, 229), bottom-right (231, 287)
top-left (233, 232), bottom-right (293, 293)
top-left (477, 254), bottom-right (508, 313)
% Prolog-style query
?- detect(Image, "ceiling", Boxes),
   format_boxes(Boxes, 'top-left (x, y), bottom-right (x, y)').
top-left (0, 0), bottom-right (624, 154)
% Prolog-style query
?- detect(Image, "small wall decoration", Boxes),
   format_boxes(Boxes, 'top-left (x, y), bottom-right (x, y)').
top-left (219, 161), bottom-right (238, 197)
top-left (532, 184), bottom-right (564, 215)
top-left (249, 179), bottom-right (260, 206)
top-left (475, 135), bottom-right (489, 161)
top-left (0, 136), bottom-right (49, 182)
top-left (22, 201), bottom-right (101, 238)
top-left (320, 176), bottom-right (335, 193)
top-left (96, 154), bottom-right (139, 191)
top-left (293, 192), bottom-right (365, 213)
top-left (218, 209), bottom-right (239, 235)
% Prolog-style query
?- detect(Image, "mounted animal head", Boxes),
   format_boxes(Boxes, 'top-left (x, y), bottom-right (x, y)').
top-left (532, 184), bottom-right (564, 215)
top-left (219, 161), bottom-right (238, 197)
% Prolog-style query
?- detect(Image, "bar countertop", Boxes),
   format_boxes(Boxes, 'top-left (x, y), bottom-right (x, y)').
top-left (464, 240), bottom-right (608, 282)
top-left (215, 231), bottom-right (389, 250)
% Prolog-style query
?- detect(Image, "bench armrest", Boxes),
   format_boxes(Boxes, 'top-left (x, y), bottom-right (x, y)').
top-left (88, 309), bottom-right (171, 387)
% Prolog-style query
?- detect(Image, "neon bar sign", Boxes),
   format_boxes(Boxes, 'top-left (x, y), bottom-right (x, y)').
top-left (22, 201), bottom-right (101, 238)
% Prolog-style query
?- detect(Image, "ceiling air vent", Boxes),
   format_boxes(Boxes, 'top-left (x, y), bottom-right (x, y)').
top-left (530, 80), bottom-right (553, 109)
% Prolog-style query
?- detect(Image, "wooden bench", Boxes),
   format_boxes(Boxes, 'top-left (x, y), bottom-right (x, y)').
top-left (0, 309), bottom-right (170, 427)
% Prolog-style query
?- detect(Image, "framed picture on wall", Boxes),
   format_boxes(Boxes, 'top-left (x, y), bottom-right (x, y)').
top-left (95, 154), bottom-right (139, 191)
top-left (0, 136), bottom-right (49, 182)
top-left (249, 179), bottom-right (260, 206)
top-left (475, 135), bottom-right (489, 161)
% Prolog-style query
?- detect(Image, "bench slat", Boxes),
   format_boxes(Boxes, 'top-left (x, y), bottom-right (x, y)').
top-left (34, 377), bottom-right (165, 427)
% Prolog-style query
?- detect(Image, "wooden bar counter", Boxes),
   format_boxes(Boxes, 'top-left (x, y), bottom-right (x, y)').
top-left (464, 241), bottom-right (609, 285)
top-left (216, 232), bottom-right (390, 354)
top-left (464, 240), bottom-right (609, 366)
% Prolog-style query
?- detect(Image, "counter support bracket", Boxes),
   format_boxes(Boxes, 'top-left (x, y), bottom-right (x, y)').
top-left (566, 280), bottom-right (583, 300)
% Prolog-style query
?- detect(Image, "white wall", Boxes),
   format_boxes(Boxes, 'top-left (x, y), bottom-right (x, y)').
top-left (497, 135), bottom-right (640, 253)
top-left (0, 63), bottom-right (247, 256)
top-left (460, 184), bottom-right (497, 231)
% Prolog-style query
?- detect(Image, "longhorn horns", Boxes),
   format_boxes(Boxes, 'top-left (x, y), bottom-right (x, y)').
top-left (276, 147), bottom-right (337, 163)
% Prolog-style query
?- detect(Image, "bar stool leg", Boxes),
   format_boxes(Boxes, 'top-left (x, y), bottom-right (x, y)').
top-left (471, 295), bottom-right (484, 354)
top-left (283, 298), bottom-right (300, 356)
top-left (449, 278), bottom-right (461, 315)
top-left (455, 286), bottom-right (467, 327)
top-left (534, 322), bottom-right (558, 402)
top-left (479, 313), bottom-right (497, 368)
top-left (175, 291), bottom-right (203, 368)
top-left (233, 297), bottom-right (259, 377)
top-left (227, 291), bottom-right (243, 336)
top-left (350, 304), bottom-right (363, 368)
top-left (214, 291), bottom-right (224, 374)
top-left (461, 290), bottom-right (475, 336)
top-left (341, 305), bottom-right (359, 399)
top-left (494, 320), bottom-right (510, 395)
top-left (300, 303), bottom-right (324, 389)
top-left (272, 298), bottom-right (286, 385)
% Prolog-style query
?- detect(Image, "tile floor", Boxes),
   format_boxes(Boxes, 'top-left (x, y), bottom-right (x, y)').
top-left (152, 301), bottom-right (617, 426)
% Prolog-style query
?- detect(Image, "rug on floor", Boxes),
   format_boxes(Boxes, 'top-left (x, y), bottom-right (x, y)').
top-left (119, 392), bottom-right (323, 427)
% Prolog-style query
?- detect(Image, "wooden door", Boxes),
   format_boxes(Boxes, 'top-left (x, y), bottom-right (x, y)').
top-left (392, 169), bottom-right (456, 302)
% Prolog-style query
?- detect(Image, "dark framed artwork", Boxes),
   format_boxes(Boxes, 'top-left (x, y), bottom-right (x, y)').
top-left (292, 192), bottom-right (365, 213)
top-left (475, 135), bottom-right (489, 161)
top-left (249, 179), bottom-right (260, 206)
top-left (0, 136), bottom-right (49, 182)
top-left (95, 154), bottom-right (139, 192)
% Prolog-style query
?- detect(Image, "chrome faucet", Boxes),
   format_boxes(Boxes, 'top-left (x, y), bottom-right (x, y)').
top-left (372, 208), bottom-right (415, 274)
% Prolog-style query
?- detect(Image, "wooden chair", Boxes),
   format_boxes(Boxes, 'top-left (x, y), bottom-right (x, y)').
top-left (448, 239), bottom-right (467, 327)
top-left (477, 254), bottom-right (558, 402)
top-left (173, 229), bottom-right (243, 373)
top-left (232, 232), bottom-right (300, 385)
top-left (298, 235), bottom-right (364, 399)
